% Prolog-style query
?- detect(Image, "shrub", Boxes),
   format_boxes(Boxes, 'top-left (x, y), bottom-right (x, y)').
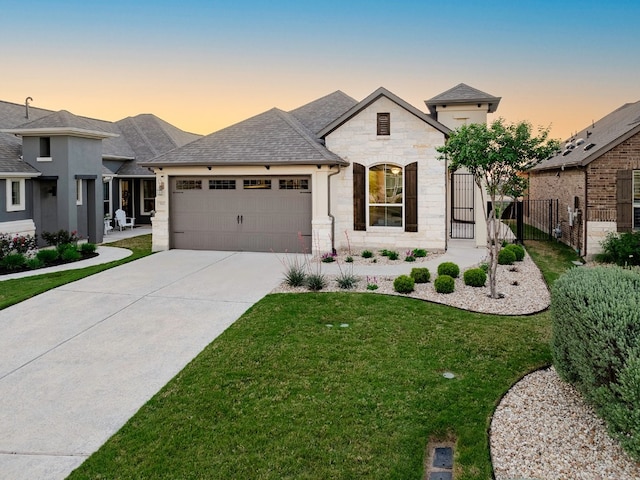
top-left (434, 275), bottom-right (455, 294)
top-left (463, 268), bottom-right (487, 287)
top-left (380, 249), bottom-right (390, 257)
top-left (345, 256), bottom-right (353, 263)
top-left (404, 255), bottom-right (416, 262)
top-left (393, 275), bottom-right (415, 294)
top-left (437, 262), bottom-right (460, 278)
top-left (80, 242), bottom-right (97, 254)
top-left (0, 253), bottom-right (26, 271)
top-left (599, 231), bottom-right (640, 266)
top-left (41, 229), bottom-right (80, 247)
top-left (306, 273), bottom-right (327, 291)
top-left (505, 243), bottom-right (525, 261)
top-left (479, 262), bottom-right (489, 273)
top-left (552, 266), bottom-right (640, 460)
top-left (59, 244), bottom-right (81, 261)
top-left (0, 233), bottom-right (37, 259)
top-left (336, 271), bottom-right (359, 289)
top-left (36, 249), bottom-right (59, 265)
top-left (361, 250), bottom-right (373, 259)
top-left (498, 248), bottom-right (516, 265)
top-left (410, 267), bottom-right (430, 283)
top-left (321, 252), bottom-right (336, 263)
top-left (412, 248), bottom-right (427, 258)
top-left (283, 264), bottom-right (306, 287)
top-left (26, 257), bottom-right (45, 270)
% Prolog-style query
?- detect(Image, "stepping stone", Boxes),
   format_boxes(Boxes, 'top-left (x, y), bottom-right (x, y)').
top-left (429, 473), bottom-right (452, 480)
top-left (433, 447), bottom-right (453, 469)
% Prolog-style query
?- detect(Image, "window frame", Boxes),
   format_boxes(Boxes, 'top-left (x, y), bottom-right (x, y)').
top-left (141, 178), bottom-right (156, 215)
top-left (5, 178), bottom-right (26, 212)
top-left (76, 179), bottom-right (83, 205)
top-left (367, 163), bottom-right (404, 228)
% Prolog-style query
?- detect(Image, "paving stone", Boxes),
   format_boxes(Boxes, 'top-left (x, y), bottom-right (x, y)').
top-left (429, 472), bottom-right (452, 480)
top-left (433, 447), bottom-right (453, 468)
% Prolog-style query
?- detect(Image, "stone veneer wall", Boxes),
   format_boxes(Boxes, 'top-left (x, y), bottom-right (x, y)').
top-left (325, 96), bottom-right (447, 253)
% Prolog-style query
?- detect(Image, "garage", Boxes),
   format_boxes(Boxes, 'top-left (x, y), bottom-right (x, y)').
top-left (170, 176), bottom-right (312, 253)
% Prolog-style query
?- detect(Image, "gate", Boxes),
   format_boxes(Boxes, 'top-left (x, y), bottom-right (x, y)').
top-left (450, 172), bottom-right (475, 239)
top-left (517, 199), bottom-right (559, 241)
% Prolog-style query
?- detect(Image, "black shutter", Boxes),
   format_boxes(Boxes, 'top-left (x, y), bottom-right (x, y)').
top-left (404, 162), bottom-right (418, 232)
top-left (617, 170), bottom-right (633, 232)
top-left (353, 163), bottom-right (366, 231)
top-left (377, 113), bottom-right (390, 136)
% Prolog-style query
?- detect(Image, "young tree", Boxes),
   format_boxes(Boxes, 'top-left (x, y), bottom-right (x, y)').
top-left (437, 119), bottom-right (560, 299)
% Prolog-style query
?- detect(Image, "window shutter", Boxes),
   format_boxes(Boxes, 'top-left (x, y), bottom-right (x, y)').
top-left (405, 162), bottom-right (418, 232)
top-left (353, 163), bottom-right (366, 231)
top-left (617, 170), bottom-right (633, 232)
top-left (377, 113), bottom-right (390, 136)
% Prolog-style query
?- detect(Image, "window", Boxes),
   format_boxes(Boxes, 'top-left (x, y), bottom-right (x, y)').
top-left (377, 113), bottom-right (390, 136)
top-left (76, 179), bottom-right (83, 205)
top-left (103, 178), bottom-right (111, 217)
top-left (279, 179), bottom-right (309, 190)
top-left (243, 179), bottom-right (271, 189)
top-left (142, 179), bottom-right (156, 214)
top-left (209, 179), bottom-right (236, 190)
top-left (5, 178), bottom-right (26, 212)
top-left (368, 164), bottom-right (403, 227)
top-left (38, 137), bottom-right (51, 160)
top-left (634, 170), bottom-right (640, 229)
top-left (176, 179), bottom-right (202, 190)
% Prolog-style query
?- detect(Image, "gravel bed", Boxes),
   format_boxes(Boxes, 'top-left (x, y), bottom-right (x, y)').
top-left (491, 367), bottom-right (640, 479)
top-left (272, 252), bottom-right (550, 315)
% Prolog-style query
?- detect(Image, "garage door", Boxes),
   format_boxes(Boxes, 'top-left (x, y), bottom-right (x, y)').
top-left (170, 176), bottom-right (312, 253)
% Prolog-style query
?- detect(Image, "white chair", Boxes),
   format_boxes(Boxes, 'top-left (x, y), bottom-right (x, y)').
top-left (104, 217), bottom-right (114, 235)
top-left (115, 209), bottom-right (135, 230)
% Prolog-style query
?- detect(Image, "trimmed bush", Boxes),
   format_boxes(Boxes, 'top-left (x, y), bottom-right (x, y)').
top-left (412, 248), bottom-right (427, 258)
top-left (498, 248), bottom-right (516, 265)
top-left (387, 250), bottom-right (399, 261)
top-left (410, 267), bottom-right (430, 283)
top-left (26, 257), bottom-right (45, 270)
top-left (437, 262), bottom-right (460, 278)
top-left (59, 244), bottom-right (81, 261)
top-left (0, 253), bottom-right (27, 271)
top-left (393, 275), bottom-right (415, 294)
top-left (552, 266), bottom-right (640, 460)
top-left (504, 243), bottom-right (525, 261)
top-left (36, 249), bottom-right (59, 265)
top-left (361, 250), bottom-right (373, 259)
top-left (434, 275), bottom-right (455, 294)
top-left (463, 268), bottom-right (486, 287)
top-left (80, 242), bottom-right (97, 254)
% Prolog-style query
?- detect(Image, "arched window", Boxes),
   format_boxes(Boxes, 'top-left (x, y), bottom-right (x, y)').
top-left (368, 164), bottom-right (403, 227)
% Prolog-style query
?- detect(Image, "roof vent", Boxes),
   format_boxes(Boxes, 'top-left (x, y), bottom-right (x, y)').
top-left (562, 149), bottom-right (572, 156)
top-left (583, 143), bottom-right (596, 151)
top-left (565, 142), bottom-right (575, 150)
top-left (575, 138), bottom-right (585, 146)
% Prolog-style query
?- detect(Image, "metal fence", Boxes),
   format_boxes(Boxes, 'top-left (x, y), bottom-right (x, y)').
top-left (490, 199), bottom-right (559, 242)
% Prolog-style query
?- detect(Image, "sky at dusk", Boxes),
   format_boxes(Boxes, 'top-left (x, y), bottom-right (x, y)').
top-left (3, 0), bottom-right (639, 141)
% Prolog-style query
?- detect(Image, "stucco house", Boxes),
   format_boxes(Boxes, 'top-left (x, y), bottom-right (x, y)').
top-left (142, 83), bottom-right (501, 255)
top-left (528, 100), bottom-right (640, 257)
top-left (0, 99), bottom-right (200, 244)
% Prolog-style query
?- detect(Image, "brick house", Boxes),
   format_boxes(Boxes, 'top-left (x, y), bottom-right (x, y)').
top-left (528, 100), bottom-right (640, 258)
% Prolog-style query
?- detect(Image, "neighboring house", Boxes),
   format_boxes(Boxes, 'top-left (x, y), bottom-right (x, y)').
top-left (0, 99), bottom-right (200, 244)
top-left (142, 83), bottom-right (501, 255)
top-left (528, 100), bottom-right (640, 258)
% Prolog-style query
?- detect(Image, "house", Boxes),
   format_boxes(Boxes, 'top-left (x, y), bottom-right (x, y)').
top-left (528, 100), bottom-right (640, 257)
top-left (0, 99), bottom-right (200, 244)
top-left (142, 84), bottom-right (501, 255)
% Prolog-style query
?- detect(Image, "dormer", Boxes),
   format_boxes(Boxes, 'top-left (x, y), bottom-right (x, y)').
top-left (425, 83), bottom-right (501, 130)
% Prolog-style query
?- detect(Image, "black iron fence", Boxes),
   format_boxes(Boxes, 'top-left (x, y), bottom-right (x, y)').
top-left (489, 199), bottom-right (559, 242)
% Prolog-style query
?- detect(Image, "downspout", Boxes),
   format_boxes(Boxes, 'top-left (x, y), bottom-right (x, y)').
top-left (327, 164), bottom-right (342, 254)
top-left (583, 166), bottom-right (588, 258)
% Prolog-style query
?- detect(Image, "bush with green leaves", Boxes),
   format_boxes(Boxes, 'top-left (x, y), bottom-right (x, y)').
top-left (26, 257), bottom-right (45, 270)
top-left (41, 229), bottom-right (80, 247)
top-left (0, 253), bottom-right (27, 271)
top-left (387, 250), bottom-right (399, 261)
top-left (437, 262), bottom-right (460, 278)
top-left (498, 248), bottom-right (516, 265)
top-left (80, 242), bottom-right (97, 254)
top-left (410, 267), bottom-right (430, 283)
top-left (463, 268), bottom-right (486, 287)
top-left (434, 274), bottom-right (455, 294)
top-left (59, 244), bottom-right (81, 261)
top-left (36, 249), bottom-right (59, 265)
top-left (412, 248), bottom-right (427, 258)
top-left (552, 266), bottom-right (640, 460)
top-left (361, 250), bottom-right (373, 259)
top-left (393, 275), bottom-right (415, 294)
top-left (305, 273), bottom-right (327, 291)
top-left (0, 233), bottom-right (37, 259)
top-left (504, 243), bottom-right (525, 261)
top-left (598, 231), bottom-right (640, 266)
top-left (336, 271), bottom-right (359, 289)
top-left (479, 262), bottom-right (489, 273)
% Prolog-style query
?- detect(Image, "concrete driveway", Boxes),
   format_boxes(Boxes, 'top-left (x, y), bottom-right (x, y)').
top-left (0, 250), bottom-right (285, 480)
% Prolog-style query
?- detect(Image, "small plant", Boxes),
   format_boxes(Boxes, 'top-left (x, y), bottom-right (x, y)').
top-left (463, 268), bottom-right (487, 287)
top-left (598, 231), bottom-right (640, 266)
top-left (306, 273), bottom-right (327, 291)
top-left (36, 249), bottom-right (59, 265)
top-left (321, 252), bottom-right (336, 263)
top-left (336, 271), bottom-right (359, 289)
top-left (345, 256), bottom-right (353, 263)
top-left (410, 267), bottom-right (430, 283)
top-left (283, 264), bottom-right (307, 287)
top-left (412, 248), bottom-right (427, 258)
top-left (387, 250), bottom-right (399, 261)
top-left (380, 249), bottom-right (390, 257)
top-left (59, 244), bottom-right (81, 262)
top-left (361, 250), bottom-right (373, 259)
top-left (26, 257), bottom-right (45, 270)
top-left (437, 262), bottom-right (460, 278)
top-left (0, 253), bottom-right (27, 271)
top-left (434, 275), bottom-right (455, 294)
top-left (366, 276), bottom-right (378, 290)
top-left (498, 248), bottom-right (516, 265)
top-left (404, 250), bottom-right (416, 262)
top-left (504, 243), bottom-right (525, 261)
top-left (80, 242), bottom-right (97, 254)
top-left (479, 262), bottom-right (489, 273)
top-left (393, 275), bottom-right (415, 294)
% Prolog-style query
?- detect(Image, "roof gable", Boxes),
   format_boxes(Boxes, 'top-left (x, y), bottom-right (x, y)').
top-left (317, 87), bottom-right (451, 138)
top-left (1, 109), bottom-right (118, 140)
top-left (425, 83), bottom-right (501, 114)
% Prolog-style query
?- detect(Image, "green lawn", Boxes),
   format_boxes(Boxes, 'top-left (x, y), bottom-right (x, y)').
top-left (65, 240), bottom-right (578, 480)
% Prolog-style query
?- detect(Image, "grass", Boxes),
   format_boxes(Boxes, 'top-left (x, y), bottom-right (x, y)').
top-left (0, 235), bottom-right (152, 310)
top-left (524, 239), bottom-right (582, 286)
top-left (66, 240), bottom-right (576, 480)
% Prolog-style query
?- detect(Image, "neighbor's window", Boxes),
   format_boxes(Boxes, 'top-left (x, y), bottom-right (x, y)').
top-left (142, 179), bottom-right (156, 214)
top-left (634, 170), bottom-right (640, 229)
top-left (176, 179), bottom-right (202, 190)
top-left (243, 179), bottom-right (271, 189)
top-left (6, 178), bottom-right (26, 212)
top-left (377, 112), bottom-right (390, 136)
top-left (76, 179), bottom-right (83, 205)
top-left (368, 164), bottom-right (403, 227)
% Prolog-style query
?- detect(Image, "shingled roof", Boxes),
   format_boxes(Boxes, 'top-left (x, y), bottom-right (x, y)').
top-left (424, 83), bottom-right (501, 115)
top-left (531, 100), bottom-right (640, 172)
top-left (289, 90), bottom-right (358, 135)
top-left (142, 107), bottom-right (346, 167)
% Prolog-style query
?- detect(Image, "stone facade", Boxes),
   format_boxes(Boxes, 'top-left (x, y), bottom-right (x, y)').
top-left (325, 96), bottom-right (447, 253)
